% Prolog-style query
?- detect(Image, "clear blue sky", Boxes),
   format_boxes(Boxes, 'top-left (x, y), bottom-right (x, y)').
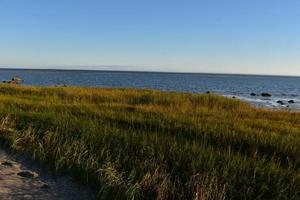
top-left (0, 0), bottom-right (300, 75)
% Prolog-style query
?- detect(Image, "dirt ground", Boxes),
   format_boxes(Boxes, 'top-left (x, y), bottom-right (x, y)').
top-left (0, 149), bottom-right (96, 200)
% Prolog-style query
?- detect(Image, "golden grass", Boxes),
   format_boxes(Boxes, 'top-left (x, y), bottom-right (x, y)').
top-left (0, 84), bottom-right (299, 199)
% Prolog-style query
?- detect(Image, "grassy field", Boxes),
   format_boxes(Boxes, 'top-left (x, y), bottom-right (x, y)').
top-left (0, 84), bottom-right (299, 200)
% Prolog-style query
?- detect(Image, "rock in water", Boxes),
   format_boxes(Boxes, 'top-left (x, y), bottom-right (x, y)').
top-left (17, 171), bottom-right (35, 178)
top-left (250, 93), bottom-right (256, 96)
top-left (288, 100), bottom-right (294, 103)
top-left (261, 93), bottom-right (272, 97)
top-left (276, 100), bottom-right (284, 105)
top-left (40, 183), bottom-right (50, 189)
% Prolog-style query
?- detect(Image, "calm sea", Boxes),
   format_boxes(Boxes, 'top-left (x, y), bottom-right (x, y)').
top-left (0, 69), bottom-right (299, 109)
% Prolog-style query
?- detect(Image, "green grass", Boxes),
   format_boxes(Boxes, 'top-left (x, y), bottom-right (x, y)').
top-left (0, 84), bottom-right (299, 200)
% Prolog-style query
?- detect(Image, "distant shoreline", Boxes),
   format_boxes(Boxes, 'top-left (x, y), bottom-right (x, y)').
top-left (0, 67), bottom-right (299, 78)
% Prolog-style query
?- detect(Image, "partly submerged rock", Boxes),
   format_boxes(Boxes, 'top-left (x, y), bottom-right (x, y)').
top-left (261, 93), bottom-right (272, 97)
top-left (250, 93), bottom-right (256, 96)
top-left (206, 91), bottom-right (210, 94)
top-left (17, 171), bottom-right (35, 178)
top-left (288, 100), bottom-right (295, 103)
top-left (276, 100), bottom-right (284, 105)
top-left (40, 183), bottom-right (50, 189)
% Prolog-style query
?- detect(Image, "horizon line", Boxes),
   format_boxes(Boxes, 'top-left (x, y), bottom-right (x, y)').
top-left (0, 66), bottom-right (299, 78)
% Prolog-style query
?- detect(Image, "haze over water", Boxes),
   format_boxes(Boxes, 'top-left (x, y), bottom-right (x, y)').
top-left (1, 69), bottom-right (299, 110)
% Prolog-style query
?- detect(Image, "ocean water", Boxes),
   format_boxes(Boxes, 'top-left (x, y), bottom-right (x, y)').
top-left (0, 69), bottom-right (299, 110)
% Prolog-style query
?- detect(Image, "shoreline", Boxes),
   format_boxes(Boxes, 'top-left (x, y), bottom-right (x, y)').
top-left (2, 82), bottom-right (300, 111)
top-left (0, 69), bottom-right (299, 111)
top-left (222, 94), bottom-right (300, 111)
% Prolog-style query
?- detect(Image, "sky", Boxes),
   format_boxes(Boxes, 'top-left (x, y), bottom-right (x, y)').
top-left (0, 0), bottom-right (300, 75)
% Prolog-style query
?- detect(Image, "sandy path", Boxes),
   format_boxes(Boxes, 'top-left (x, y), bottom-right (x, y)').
top-left (0, 149), bottom-right (96, 200)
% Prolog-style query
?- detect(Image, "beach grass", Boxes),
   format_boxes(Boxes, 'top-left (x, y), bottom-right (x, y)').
top-left (0, 84), bottom-right (299, 199)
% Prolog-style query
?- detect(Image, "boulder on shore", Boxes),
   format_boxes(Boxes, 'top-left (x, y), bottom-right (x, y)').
top-left (261, 93), bottom-right (272, 97)
top-left (1, 161), bottom-right (13, 166)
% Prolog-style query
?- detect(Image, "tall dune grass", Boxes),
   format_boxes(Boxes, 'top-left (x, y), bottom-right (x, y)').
top-left (0, 84), bottom-right (299, 199)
